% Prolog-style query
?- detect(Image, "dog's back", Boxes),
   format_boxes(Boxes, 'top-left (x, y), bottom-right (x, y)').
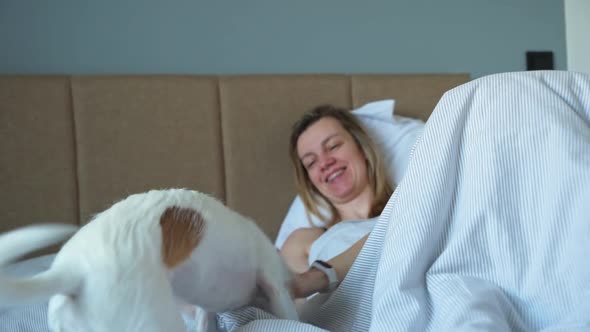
top-left (168, 192), bottom-right (293, 312)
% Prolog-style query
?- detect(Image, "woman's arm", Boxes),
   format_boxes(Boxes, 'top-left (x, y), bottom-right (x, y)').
top-left (280, 227), bottom-right (325, 273)
top-left (292, 234), bottom-right (368, 298)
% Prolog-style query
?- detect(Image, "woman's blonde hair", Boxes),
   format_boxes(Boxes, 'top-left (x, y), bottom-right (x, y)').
top-left (289, 104), bottom-right (393, 226)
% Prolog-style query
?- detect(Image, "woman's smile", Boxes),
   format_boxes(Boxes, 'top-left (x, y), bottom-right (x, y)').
top-left (325, 167), bottom-right (345, 183)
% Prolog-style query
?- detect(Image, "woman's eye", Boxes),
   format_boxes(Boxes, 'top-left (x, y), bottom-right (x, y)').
top-left (329, 143), bottom-right (341, 150)
top-left (306, 161), bottom-right (315, 169)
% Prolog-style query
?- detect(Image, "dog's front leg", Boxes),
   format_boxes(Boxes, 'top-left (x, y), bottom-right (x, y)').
top-left (256, 274), bottom-right (299, 321)
top-left (177, 300), bottom-right (209, 332)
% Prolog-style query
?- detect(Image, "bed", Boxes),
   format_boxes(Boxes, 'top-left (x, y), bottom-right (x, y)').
top-left (0, 73), bottom-right (469, 331)
top-left (0, 73), bottom-right (468, 245)
top-left (2, 71), bottom-right (590, 331)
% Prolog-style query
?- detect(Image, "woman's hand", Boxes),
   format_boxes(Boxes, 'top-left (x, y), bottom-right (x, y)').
top-left (290, 234), bottom-right (369, 298)
top-left (291, 268), bottom-right (329, 299)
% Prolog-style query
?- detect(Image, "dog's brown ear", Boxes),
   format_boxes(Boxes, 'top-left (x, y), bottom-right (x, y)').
top-left (160, 206), bottom-right (205, 268)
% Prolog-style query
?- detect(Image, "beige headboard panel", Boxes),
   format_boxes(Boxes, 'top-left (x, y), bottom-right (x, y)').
top-left (71, 76), bottom-right (225, 224)
top-left (0, 73), bottom-right (469, 244)
top-left (0, 76), bottom-right (79, 234)
top-left (352, 74), bottom-right (472, 121)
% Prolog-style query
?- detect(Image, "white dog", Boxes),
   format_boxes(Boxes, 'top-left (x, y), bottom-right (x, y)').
top-left (0, 188), bottom-right (298, 332)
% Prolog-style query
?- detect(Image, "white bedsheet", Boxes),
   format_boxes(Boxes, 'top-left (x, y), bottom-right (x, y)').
top-left (3, 71), bottom-right (590, 331)
top-left (0, 255), bottom-right (215, 332)
top-left (0, 255), bottom-right (54, 332)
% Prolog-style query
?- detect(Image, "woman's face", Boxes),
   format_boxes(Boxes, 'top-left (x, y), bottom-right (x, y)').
top-left (296, 117), bottom-right (370, 205)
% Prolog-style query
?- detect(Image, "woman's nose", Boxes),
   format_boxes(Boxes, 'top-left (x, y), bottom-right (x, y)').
top-left (319, 155), bottom-right (336, 170)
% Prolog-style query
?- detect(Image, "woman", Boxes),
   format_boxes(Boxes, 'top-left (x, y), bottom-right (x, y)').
top-left (280, 104), bottom-right (393, 297)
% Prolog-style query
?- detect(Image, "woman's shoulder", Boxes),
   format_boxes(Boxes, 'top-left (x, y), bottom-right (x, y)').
top-left (286, 226), bottom-right (326, 241)
top-left (281, 227), bottom-right (327, 273)
top-left (281, 227), bottom-right (326, 251)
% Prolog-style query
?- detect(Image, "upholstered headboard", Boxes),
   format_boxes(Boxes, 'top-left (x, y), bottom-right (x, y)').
top-left (0, 74), bottom-right (469, 243)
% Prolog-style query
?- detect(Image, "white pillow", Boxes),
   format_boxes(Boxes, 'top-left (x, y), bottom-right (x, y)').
top-left (275, 100), bottom-right (425, 248)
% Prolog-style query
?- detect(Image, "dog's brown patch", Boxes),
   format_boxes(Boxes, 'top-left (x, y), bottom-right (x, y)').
top-left (160, 206), bottom-right (205, 268)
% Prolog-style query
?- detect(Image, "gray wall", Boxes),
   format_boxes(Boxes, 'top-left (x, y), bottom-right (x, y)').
top-left (0, 0), bottom-right (566, 78)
